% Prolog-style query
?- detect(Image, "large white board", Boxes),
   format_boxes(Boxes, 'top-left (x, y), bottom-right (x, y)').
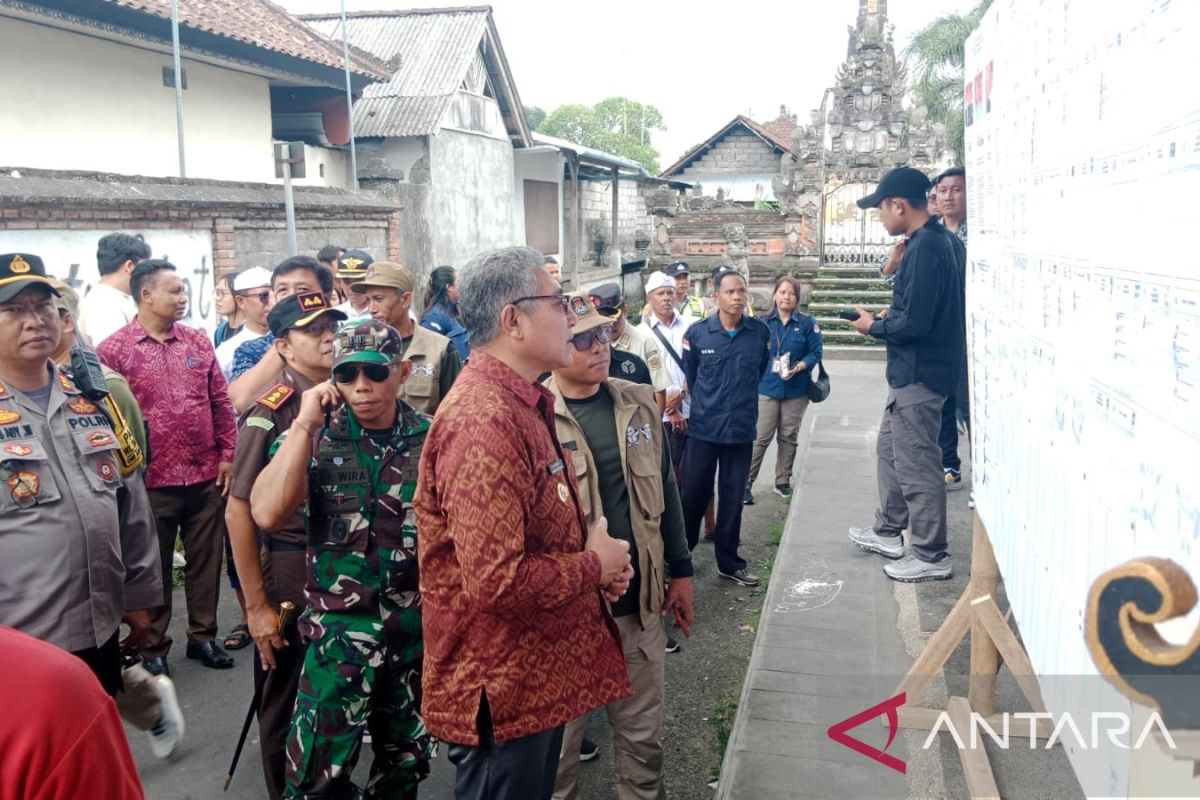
top-left (0, 229), bottom-right (217, 333)
top-left (966, 1), bottom-right (1200, 795)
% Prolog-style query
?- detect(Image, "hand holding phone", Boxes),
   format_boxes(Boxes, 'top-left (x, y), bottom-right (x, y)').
top-left (837, 308), bottom-right (862, 321)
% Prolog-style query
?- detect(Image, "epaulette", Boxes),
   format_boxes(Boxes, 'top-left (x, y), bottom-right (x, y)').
top-left (256, 382), bottom-right (295, 411)
top-left (56, 365), bottom-right (81, 395)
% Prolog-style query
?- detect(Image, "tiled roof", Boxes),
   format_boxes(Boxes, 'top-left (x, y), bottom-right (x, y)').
top-left (105, 0), bottom-right (389, 79)
top-left (303, 8), bottom-right (492, 138)
top-left (760, 111), bottom-right (797, 150)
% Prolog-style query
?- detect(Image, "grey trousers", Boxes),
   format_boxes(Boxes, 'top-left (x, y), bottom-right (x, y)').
top-left (748, 395), bottom-right (811, 487)
top-left (873, 382), bottom-right (949, 562)
top-left (553, 615), bottom-right (667, 800)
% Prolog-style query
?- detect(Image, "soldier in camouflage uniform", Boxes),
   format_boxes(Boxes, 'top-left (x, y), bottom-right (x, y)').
top-left (250, 319), bottom-right (433, 800)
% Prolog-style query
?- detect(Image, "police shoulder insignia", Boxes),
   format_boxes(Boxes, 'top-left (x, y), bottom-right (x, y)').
top-left (57, 368), bottom-right (80, 394)
top-left (257, 383), bottom-right (294, 410)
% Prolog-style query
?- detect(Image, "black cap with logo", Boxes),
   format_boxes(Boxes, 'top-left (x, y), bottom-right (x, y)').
top-left (0, 253), bottom-right (61, 303)
top-left (268, 291), bottom-right (347, 337)
top-left (857, 167), bottom-right (933, 209)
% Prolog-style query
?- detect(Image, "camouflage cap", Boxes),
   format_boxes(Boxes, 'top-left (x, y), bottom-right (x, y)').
top-left (333, 318), bottom-right (403, 367)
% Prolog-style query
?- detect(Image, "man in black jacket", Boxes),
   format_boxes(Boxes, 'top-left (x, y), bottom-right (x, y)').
top-left (847, 168), bottom-right (964, 582)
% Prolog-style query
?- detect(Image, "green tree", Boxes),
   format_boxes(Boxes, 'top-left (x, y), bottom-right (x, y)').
top-left (540, 97), bottom-right (666, 173)
top-left (524, 105), bottom-right (547, 130)
top-left (903, 0), bottom-right (993, 165)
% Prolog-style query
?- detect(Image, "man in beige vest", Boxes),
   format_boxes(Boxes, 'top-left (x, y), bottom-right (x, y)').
top-left (352, 262), bottom-right (463, 415)
top-left (545, 293), bottom-right (695, 800)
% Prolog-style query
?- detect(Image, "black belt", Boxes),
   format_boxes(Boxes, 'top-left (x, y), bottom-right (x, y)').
top-left (261, 536), bottom-right (306, 552)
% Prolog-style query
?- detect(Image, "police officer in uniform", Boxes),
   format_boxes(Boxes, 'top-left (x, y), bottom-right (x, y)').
top-left (665, 261), bottom-right (707, 323)
top-left (226, 291), bottom-right (347, 799)
top-left (250, 319), bottom-right (433, 800)
top-left (351, 261), bottom-right (462, 415)
top-left (0, 252), bottom-right (161, 696)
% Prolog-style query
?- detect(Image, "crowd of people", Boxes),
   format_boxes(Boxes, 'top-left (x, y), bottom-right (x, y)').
top-left (0, 162), bottom-right (968, 799)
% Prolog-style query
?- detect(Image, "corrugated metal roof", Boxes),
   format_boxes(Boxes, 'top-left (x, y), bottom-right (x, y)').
top-left (304, 9), bottom-right (489, 138)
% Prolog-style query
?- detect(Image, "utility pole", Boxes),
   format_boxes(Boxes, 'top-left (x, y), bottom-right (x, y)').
top-left (170, 0), bottom-right (186, 177)
top-left (340, 0), bottom-right (359, 190)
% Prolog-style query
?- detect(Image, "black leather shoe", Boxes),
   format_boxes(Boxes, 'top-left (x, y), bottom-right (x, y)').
top-left (185, 640), bottom-right (234, 669)
top-left (141, 656), bottom-right (170, 677)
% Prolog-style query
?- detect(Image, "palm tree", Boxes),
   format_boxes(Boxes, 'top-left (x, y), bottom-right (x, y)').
top-left (903, 0), bottom-right (993, 165)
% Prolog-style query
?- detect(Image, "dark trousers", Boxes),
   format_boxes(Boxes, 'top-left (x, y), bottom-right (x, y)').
top-left (72, 630), bottom-right (122, 697)
top-left (145, 479), bottom-right (226, 658)
top-left (447, 693), bottom-right (564, 800)
top-left (874, 384), bottom-right (948, 561)
top-left (939, 392), bottom-right (962, 472)
top-left (679, 439), bottom-right (752, 574)
top-left (256, 546), bottom-right (308, 800)
top-left (666, 428), bottom-right (687, 484)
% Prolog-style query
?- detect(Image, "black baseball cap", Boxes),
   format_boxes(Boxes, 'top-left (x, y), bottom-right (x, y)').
top-left (0, 253), bottom-right (61, 303)
top-left (664, 261), bottom-right (690, 278)
top-left (857, 167), bottom-right (933, 209)
top-left (268, 291), bottom-right (347, 337)
top-left (336, 249), bottom-right (373, 278)
top-left (588, 282), bottom-right (623, 315)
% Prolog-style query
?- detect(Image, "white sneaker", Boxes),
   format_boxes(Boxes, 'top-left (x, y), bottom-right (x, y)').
top-left (848, 526), bottom-right (904, 559)
top-left (146, 675), bottom-right (185, 759)
top-left (172, 551), bottom-right (187, 569)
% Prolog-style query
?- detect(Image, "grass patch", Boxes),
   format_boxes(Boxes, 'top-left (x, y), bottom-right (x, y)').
top-left (707, 694), bottom-right (740, 782)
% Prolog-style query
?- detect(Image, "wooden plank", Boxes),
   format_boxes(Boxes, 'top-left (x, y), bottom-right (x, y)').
top-left (969, 516), bottom-right (1001, 716)
top-left (974, 596), bottom-right (1049, 714)
top-left (949, 696), bottom-right (1001, 799)
top-left (894, 591), bottom-right (973, 703)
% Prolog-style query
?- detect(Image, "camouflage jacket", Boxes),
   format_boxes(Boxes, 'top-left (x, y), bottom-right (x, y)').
top-left (287, 401), bottom-right (431, 646)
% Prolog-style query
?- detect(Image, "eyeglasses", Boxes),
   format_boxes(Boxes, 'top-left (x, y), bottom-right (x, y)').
top-left (513, 294), bottom-right (570, 314)
top-left (332, 361), bottom-right (396, 384)
top-left (571, 324), bottom-right (615, 351)
top-left (238, 291), bottom-right (270, 304)
top-left (213, 288), bottom-right (229, 299)
top-left (294, 320), bottom-right (340, 336)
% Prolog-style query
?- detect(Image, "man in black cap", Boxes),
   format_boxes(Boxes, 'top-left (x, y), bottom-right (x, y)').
top-left (335, 249), bottom-right (373, 320)
top-left (226, 291), bottom-right (346, 799)
top-left (589, 282), bottom-right (669, 410)
top-left (0, 252), bottom-right (161, 695)
top-left (664, 261), bottom-right (706, 324)
top-left (846, 167), bottom-right (964, 582)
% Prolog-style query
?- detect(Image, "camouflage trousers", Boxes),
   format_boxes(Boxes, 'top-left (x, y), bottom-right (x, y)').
top-left (283, 611), bottom-right (433, 799)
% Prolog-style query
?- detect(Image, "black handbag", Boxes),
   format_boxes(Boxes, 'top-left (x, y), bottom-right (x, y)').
top-left (807, 361), bottom-right (830, 403)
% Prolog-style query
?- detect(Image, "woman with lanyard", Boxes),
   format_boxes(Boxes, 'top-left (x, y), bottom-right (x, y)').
top-left (745, 275), bottom-right (823, 504)
top-left (419, 265), bottom-right (470, 361)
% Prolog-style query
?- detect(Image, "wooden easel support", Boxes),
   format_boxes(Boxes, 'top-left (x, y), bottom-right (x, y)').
top-left (885, 513), bottom-right (1050, 799)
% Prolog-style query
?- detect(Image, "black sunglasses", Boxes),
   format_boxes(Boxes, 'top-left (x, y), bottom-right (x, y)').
top-left (238, 290), bottom-right (270, 304)
top-left (332, 362), bottom-right (395, 384)
top-left (571, 324), bottom-right (615, 352)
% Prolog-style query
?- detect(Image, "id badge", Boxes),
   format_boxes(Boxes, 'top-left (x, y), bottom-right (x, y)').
top-left (774, 353), bottom-right (790, 375)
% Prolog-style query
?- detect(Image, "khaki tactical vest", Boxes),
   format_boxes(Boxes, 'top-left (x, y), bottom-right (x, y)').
top-left (399, 324), bottom-right (452, 416)
top-left (546, 377), bottom-right (667, 632)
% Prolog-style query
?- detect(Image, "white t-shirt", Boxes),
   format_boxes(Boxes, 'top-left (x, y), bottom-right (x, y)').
top-left (215, 325), bottom-right (268, 381)
top-left (77, 283), bottom-right (137, 347)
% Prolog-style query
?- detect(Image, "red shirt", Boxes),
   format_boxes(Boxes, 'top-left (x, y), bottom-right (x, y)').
top-left (415, 351), bottom-right (631, 745)
top-left (98, 318), bottom-right (237, 488)
top-left (0, 626), bottom-right (144, 800)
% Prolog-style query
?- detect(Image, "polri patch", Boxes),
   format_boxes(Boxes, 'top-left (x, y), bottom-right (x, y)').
top-left (256, 383), bottom-right (294, 411)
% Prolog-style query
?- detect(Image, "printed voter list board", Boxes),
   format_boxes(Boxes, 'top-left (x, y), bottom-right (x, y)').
top-left (966, 1), bottom-right (1200, 795)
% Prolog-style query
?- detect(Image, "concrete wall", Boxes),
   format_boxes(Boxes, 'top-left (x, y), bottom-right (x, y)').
top-left (0, 17), bottom-right (276, 183)
top-left (427, 128), bottom-right (517, 270)
top-left (677, 130), bottom-right (781, 177)
top-left (513, 148), bottom-right (564, 259)
top-left (577, 177), bottom-right (652, 265)
top-left (363, 137), bottom-right (432, 271)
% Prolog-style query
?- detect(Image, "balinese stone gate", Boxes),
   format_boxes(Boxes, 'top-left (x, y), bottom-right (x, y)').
top-left (648, 0), bottom-right (943, 318)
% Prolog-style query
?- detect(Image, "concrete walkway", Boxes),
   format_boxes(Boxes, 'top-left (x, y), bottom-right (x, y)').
top-left (717, 359), bottom-right (916, 799)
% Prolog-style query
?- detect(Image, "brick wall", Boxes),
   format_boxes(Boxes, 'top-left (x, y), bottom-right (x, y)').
top-left (678, 130), bottom-right (781, 177)
top-left (576, 177), bottom-right (653, 263)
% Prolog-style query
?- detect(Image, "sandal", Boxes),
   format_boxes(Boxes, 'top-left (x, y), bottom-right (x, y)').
top-left (223, 623), bottom-right (252, 651)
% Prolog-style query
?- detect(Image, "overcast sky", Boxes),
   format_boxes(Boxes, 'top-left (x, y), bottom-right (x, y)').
top-left (279, 0), bottom-right (972, 168)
